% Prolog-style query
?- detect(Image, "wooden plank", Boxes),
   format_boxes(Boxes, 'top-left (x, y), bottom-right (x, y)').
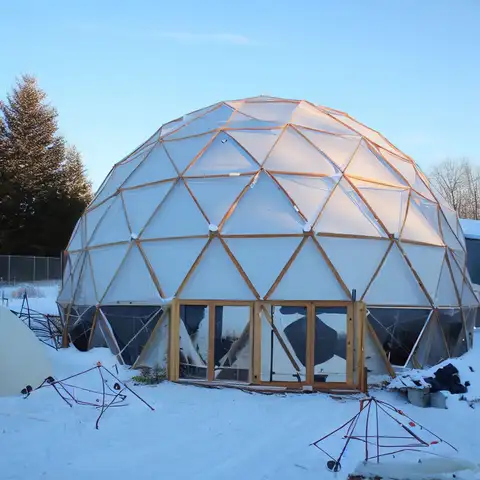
top-left (179, 299), bottom-right (253, 306)
top-left (306, 303), bottom-right (315, 385)
top-left (207, 302), bottom-right (215, 382)
top-left (252, 301), bottom-right (261, 384)
top-left (86, 307), bottom-right (100, 351)
top-left (168, 299), bottom-right (180, 381)
top-left (354, 302), bottom-right (367, 391)
top-left (346, 304), bottom-right (355, 385)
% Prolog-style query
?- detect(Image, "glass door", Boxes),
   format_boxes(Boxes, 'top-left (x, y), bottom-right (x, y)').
top-left (313, 306), bottom-right (349, 384)
top-left (212, 305), bottom-right (252, 383)
top-left (260, 304), bottom-right (308, 384)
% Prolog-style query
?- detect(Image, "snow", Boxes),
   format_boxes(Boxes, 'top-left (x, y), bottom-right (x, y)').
top-left (1, 294), bottom-right (480, 479)
top-left (1, 282), bottom-right (60, 315)
top-left (460, 218), bottom-right (480, 240)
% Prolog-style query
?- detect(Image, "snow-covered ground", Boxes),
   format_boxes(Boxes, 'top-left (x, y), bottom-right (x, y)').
top-left (1, 282), bottom-right (60, 315)
top-left (1, 290), bottom-right (480, 479)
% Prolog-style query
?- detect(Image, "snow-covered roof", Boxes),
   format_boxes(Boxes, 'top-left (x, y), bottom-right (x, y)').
top-left (460, 219), bottom-right (480, 240)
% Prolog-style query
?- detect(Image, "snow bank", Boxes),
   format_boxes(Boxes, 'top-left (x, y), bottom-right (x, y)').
top-left (1, 282), bottom-right (59, 315)
top-left (0, 338), bottom-right (479, 479)
top-left (388, 336), bottom-right (480, 403)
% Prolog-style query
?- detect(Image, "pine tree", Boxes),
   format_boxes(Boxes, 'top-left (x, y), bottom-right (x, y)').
top-left (0, 75), bottom-right (92, 255)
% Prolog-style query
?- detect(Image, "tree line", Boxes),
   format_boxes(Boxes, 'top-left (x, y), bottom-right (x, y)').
top-left (430, 158), bottom-right (480, 220)
top-left (0, 75), bottom-right (92, 256)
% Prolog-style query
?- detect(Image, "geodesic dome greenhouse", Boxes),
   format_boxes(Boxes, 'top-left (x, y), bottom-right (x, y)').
top-left (58, 96), bottom-right (478, 390)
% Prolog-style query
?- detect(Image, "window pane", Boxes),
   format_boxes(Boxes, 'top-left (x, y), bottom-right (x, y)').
top-left (438, 309), bottom-right (463, 356)
top-left (179, 305), bottom-right (209, 380)
top-left (368, 308), bottom-right (431, 367)
top-left (101, 306), bottom-right (162, 365)
top-left (213, 306), bottom-right (251, 382)
top-left (314, 306), bottom-right (347, 382)
top-left (261, 305), bottom-right (307, 382)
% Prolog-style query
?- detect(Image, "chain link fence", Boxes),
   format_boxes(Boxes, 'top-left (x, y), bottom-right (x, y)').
top-left (0, 255), bottom-right (63, 285)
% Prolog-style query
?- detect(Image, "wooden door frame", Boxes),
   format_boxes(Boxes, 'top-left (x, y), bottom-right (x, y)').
top-left (169, 299), bottom-right (365, 392)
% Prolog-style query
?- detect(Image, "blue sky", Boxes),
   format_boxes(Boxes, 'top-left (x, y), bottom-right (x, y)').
top-left (2, 0), bottom-right (479, 189)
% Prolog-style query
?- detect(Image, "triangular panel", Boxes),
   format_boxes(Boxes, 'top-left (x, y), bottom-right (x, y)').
top-left (435, 257), bottom-right (459, 307)
top-left (58, 252), bottom-right (84, 304)
top-left (269, 238), bottom-right (349, 301)
top-left (222, 172), bottom-right (304, 234)
top-left (318, 237), bottom-right (390, 298)
top-left (412, 171), bottom-right (436, 201)
top-left (89, 195), bottom-right (131, 247)
top-left (90, 243), bottom-right (130, 301)
top-left (345, 140), bottom-right (407, 187)
top-left (297, 128), bottom-right (361, 171)
top-left (92, 148), bottom-right (151, 206)
top-left (185, 175), bottom-right (252, 226)
top-left (164, 133), bottom-right (214, 174)
top-left (68, 216), bottom-right (86, 251)
top-left (401, 244), bottom-right (445, 301)
top-left (412, 316), bottom-right (449, 368)
top-left (329, 114), bottom-right (393, 152)
top-left (461, 280), bottom-right (479, 307)
top-left (103, 244), bottom-right (161, 304)
top-left (73, 254), bottom-right (97, 305)
top-left (122, 143), bottom-right (178, 188)
top-left (179, 238), bottom-right (255, 300)
top-left (379, 149), bottom-right (416, 185)
top-left (227, 129), bottom-right (280, 164)
top-left (165, 104), bottom-right (234, 140)
top-left (225, 237), bottom-right (302, 299)
top-left (85, 198), bottom-right (113, 244)
top-left (364, 243), bottom-right (430, 306)
top-left (141, 181), bottom-right (208, 239)
top-left (122, 182), bottom-right (173, 235)
top-left (412, 194), bottom-right (441, 236)
top-left (274, 174), bottom-right (337, 225)
top-left (448, 250), bottom-right (464, 295)
top-left (141, 238), bottom-right (208, 298)
top-left (364, 326), bottom-right (390, 376)
top-left (231, 100), bottom-right (297, 123)
top-left (401, 199), bottom-right (444, 246)
top-left (352, 179), bottom-right (409, 237)
top-left (290, 101), bottom-right (355, 135)
top-left (185, 132), bottom-right (259, 176)
top-left (315, 179), bottom-right (386, 238)
top-left (263, 127), bottom-right (338, 175)
top-left (440, 214), bottom-right (463, 252)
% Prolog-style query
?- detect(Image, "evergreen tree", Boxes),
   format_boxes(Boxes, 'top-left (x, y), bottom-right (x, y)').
top-left (0, 75), bottom-right (92, 256)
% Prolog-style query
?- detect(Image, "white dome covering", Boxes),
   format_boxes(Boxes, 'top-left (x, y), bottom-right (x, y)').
top-left (59, 96), bottom-right (477, 309)
top-left (0, 306), bottom-right (52, 396)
